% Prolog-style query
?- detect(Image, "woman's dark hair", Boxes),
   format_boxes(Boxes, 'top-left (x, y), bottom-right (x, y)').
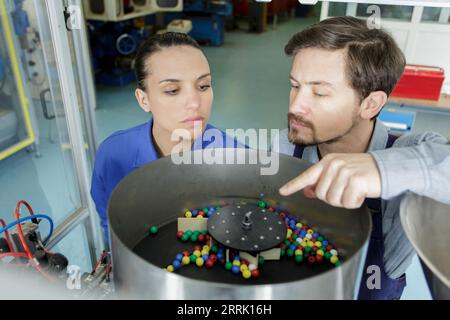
top-left (285, 16), bottom-right (406, 103)
top-left (134, 32), bottom-right (202, 90)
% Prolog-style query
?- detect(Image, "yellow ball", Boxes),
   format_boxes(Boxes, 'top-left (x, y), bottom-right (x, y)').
top-left (201, 249), bottom-right (209, 256)
top-left (182, 256), bottom-right (190, 265)
top-left (166, 265), bottom-right (174, 272)
top-left (315, 241), bottom-right (322, 248)
top-left (203, 245), bottom-right (210, 251)
top-left (233, 260), bottom-right (241, 267)
top-left (193, 250), bottom-right (201, 257)
top-left (296, 223), bottom-right (303, 228)
top-left (301, 241), bottom-right (308, 248)
top-left (295, 249), bottom-right (303, 256)
top-left (197, 215), bottom-right (204, 219)
top-left (307, 241), bottom-right (314, 248)
top-left (240, 264), bottom-right (248, 272)
top-left (330, 256), bottom-right (339, 264)
top-left (317, 249), bottom-right (324, 256)
top-left (196, 257), bottom-right (204, 267)
top-left (307, 229), bottom-right (314, 234)
top-left (185, 211), bottom-right (192, 218)
top-left (242, 270), bottom-right (251, 279)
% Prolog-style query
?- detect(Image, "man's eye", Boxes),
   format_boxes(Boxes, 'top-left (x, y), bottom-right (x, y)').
top-left (314, 93), bottom-right (327, 97)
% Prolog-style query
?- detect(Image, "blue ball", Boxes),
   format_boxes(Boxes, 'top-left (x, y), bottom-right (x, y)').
top-left (202, 254), bottom-right (209, 261)
top-left (231, 265), bottom-right (240, 274)
top-left (175, 254), bottom-right (183, 261)
top-left (217, 253), bottom-right (224, 260)
top-left (290, 219), bottom-right (297, 225)
top-left (322, 240), bottom-right (328, 246)
top-left (172, 260), bottom-right (181, 270)
top-left (192, 210), bottom-right (198, 217)
top-left (209, 207), bottom-right (216, 212)
top-left (284, 217), bottom-right (290, 223)
top-left (313, 232), bottom-right (318, 238)
top-left (207, 212), bottom-right (213, 218)
top-left (233, 255), bottom-right (240, 261)
top-left (289, 244), bottom-right (297, 251)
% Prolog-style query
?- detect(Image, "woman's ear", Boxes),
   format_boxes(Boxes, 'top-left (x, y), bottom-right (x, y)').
top-left (135, 88), bottom-right (151, 113)
top-left (359, 91), bottom-right (388, 120)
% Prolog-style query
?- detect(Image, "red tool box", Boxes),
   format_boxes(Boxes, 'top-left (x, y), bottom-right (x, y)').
top-left (391, 64), bottom-right (445, 101)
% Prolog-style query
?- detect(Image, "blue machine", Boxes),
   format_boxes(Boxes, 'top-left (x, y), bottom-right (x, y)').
top-left (166, 0), bottom-right (233, 46)
top-left (378, 108), bottom-right (416, 133)
top-left (87, 17), bottom-right (155, 86)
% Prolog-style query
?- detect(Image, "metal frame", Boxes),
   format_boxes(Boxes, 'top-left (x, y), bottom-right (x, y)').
top-left (39, 0), bottom-right (103, 267)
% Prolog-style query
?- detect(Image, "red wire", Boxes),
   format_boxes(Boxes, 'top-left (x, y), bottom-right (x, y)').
top-left (14, 200), bottom-right (54, 282)
top-left (0, 252), bottom-right (29, 259)
top-left (0, 218), bottom-right (15, 253)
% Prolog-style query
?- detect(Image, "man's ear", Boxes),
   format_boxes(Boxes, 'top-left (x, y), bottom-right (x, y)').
top-left (359, 91), bottom-right (388, 120)
top-left (135, 88), bottom-right (151, 113)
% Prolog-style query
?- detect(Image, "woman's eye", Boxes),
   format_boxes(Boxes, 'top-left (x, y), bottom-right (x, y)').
top-left (290, 84), bottom-right (299, 89)
top-left (199, 85), bottom-right (211, 91)
top-left (164, 89), bottom-right (179, 95)
top-left (314, 93), bottom-right (327, 97)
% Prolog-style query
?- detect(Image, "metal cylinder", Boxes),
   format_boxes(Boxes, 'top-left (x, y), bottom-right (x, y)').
top-left (108, 149), bottom-right (371, 299)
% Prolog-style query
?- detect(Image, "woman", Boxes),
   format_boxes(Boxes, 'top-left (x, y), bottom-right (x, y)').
top-left (91, 32), bottom-right (240, 238)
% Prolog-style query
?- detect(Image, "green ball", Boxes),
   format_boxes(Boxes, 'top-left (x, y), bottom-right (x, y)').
top-left (286, 249), bottom-right (294, 257)
top-left (318, 236), bottom-right (324, 242)
top-left (185, 230), bottom-right (193, 236)
top-left (258, 201), bottom-right (267, 208)
top-left (216, 206), bottom-right (221, 210)
top-left (225, 262), bottom-right (233, 270)
top-left (181, 234), bottom-right (189, 242)
top-left (258, 256), bottom-right (265, 265)
top-left (280, 249), bottom-right (286, 256)
top-left (324, 252), bottom-right (331, 259)
top-left (295, 255), bottom-right (304, 263)
top-left (335, 260), bottom-right (342, 267)
top-left (201, 230), bottom-right (208, 236)
top-left (203, 207), bottom-right (209, 213)
top-left (211, 245), bottom-right (219, 253)
top-left (292, 234), bottom-right (298, 240)
top-left (304, 246), bottom-right (311, 252)
top-left (190, 234), bottom-right (198, 242)
top-left (284, 240), bottom-right (291, 246)
top-left (149, 226), bottom-right (158, 234)
top-left (190, 254), bottom-right (197, 263)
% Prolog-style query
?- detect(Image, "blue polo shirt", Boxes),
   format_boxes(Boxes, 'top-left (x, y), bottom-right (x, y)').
top-left (91, 119), bottom-right (242, 238)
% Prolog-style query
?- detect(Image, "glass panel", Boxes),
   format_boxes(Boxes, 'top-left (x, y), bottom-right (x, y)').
top-left (421, 7), bottom-right (442, 22)
top-left (0, 0), bottom-right (86, 242)
top-left (328, 2), bottom-right (347, 17)
top-left (356, 4), bottom-right (414, 21)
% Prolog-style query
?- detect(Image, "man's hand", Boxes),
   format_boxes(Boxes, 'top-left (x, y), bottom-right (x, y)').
top-left (279, 153), bottom-right (382, 209)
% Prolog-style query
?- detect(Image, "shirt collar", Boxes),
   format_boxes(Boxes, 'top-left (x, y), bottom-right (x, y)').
top-left (133, 119), bottom-right (217, 168)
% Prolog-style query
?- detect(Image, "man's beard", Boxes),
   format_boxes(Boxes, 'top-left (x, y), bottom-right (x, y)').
top-left (287, 111), bottom-right (359, 146)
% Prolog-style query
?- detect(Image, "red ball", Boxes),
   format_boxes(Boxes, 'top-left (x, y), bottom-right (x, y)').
top-left (294, 230), bottom-right (299, 235)
top-left (280, 244), bottom-right (287, 250)
top-left (241, 259), bottom-right (249, 265)
top-left (268, 207), bottom-right (274, 212)
top-left (296, 245), bottom-right (303, 250)
top-left (326, 245), bottom-right (333, 251)
top-left (279, 213), bottom-right (286, 219)
top-left (205, 260), bottom-right (214, 269)
top-left (311, 238), bottom-right (317, 243)
top-left (312, 246), bottom-right (318, 252)
top-left (198, 211), bottom-right (205, 217)
top-left (307, 256), bottom-right (316, 264)
top-left (194, 245), bottom-right (202, 251)
top-left (302, 226), bottom-right (308, 231)
top-left (182, 250), bottom-right (190, 256)
top-left (251, 269), bottom-right (260, 279)
top-left (177, 231), bottom-right (184, 239)
top-left (209, 254), bottom-right (217, 263)
top-left (198, 234), bottom-right (205, 242)
top-left (315, 255), bottom-right (323, 263)
top-left (205, 235), bottom-right (211, 242)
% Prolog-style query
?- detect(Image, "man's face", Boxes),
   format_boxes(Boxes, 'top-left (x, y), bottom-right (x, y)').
top-left (288, 48), bottom-right (362, 145)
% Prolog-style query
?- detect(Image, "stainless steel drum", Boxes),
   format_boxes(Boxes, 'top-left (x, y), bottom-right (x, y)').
top-left (108, 149), bottom-right (371, 299)
top-left (400, 194), bottom-right (450, 300)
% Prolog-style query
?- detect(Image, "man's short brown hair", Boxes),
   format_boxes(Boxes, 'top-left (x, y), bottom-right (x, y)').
top-left (285, 16), bottom-right (406, 101)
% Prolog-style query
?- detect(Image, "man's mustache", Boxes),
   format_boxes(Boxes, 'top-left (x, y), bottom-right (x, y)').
top-left (288, 113), bottom-right (313, 129)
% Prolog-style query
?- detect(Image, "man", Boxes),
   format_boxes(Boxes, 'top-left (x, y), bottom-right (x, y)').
top-left (272, 16), bottom-right (450, 299)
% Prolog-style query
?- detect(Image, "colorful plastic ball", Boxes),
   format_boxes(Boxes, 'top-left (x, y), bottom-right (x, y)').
top-left (335, 260), bottom-right (342, 267)
top-left (210, 245), bottom-right (219, 253)
top-left (197, 215), bottom-right (204, 219)
top-left (190, 254), bottom-right (197, 263)
top-left (295, 249), bottom-right (303, 256)
top-left (295, 255), bottom-right (304, 263)
top-left (258, 201), bottom-right (267, 208)
top-left (240, 264), bottom-right (248, 272)
top-left (196, 257), bottom-right (204, 267)
top-left (317, 249), bottom-right (325, 256)
top-left (279, 213), bottom-right (286, 219)
top-left (324, 252), bottom-right (331, 260)
top-left (315, 255), bottom-right (324, 263)
top-left (149, 226), bottom-right (158, 234)
top-left (166, 265), bottom-right (174, 272)
top-left (322, 240), bottom-right (328, 246)
top-left (231, 265), bottom-right (241, 274)
top-left (198, 211), bottom-right (205, 217)
top-left (193, 250), bottom-right (201, 257)
top-left (251, 269), bottom-right (260, 279)
top-left (217, 252), bottom-right (224, 260)
top-left (202, 254), bottom-right (209, 261)
top-left (304, 246), bottom-right (312, 252)
top-left (173, 260), bottom-right (181, 270)
top-left (175, 254), bottom-right (183, 261)
top-left (233, 255), bottom-right (241, 261)
top-left (185, 211), bottom-right (192, 218)
top-left (330, 249), bottom-right (338, 256)
top-left (280, 249), bottom-right (286, 256)
top-left (203, 245), bottom-right (210, 251)
top-left (330, 256), bottom-right (339, 264)
top-left (307, 256), bottom-right (316, 265)
top-left (248, 264), bottom-right (257, 271)
top-left (205, 259), bottom-right (214, 269)
top-left (258, 256), bottom-right (265, 265)
top-left (181, 234), bottom-right (189, 242)
top-left (177, 231), bottom-right (184, 239)
top-left (182, 256), bottom-right (190, 265)
top-left (315, 241), bottom-right (322, 248)
top-left (209, 254), bottom-right (217, 263)
top-left (242, 270), bottom-right (251, 279)
top-left (203, 208), bottom-right (209, 213)
top-left (286, 249), bottom-right (294, 257)
top-left (233, 260), bottom-right (241, 267)
top-left (225, 262), bottom-right (233, 270)
top-left (198, 234), bottom-right (205, 242)
top-left (326, 245), bottom-right (333, 251)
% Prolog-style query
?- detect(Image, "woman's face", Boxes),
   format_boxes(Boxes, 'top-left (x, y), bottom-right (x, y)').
top-left (135, 45), bottom-right (213, 142)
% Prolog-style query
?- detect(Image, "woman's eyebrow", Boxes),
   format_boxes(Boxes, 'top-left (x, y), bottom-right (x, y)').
top-left (159, 73), bottom-right (211, 84)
